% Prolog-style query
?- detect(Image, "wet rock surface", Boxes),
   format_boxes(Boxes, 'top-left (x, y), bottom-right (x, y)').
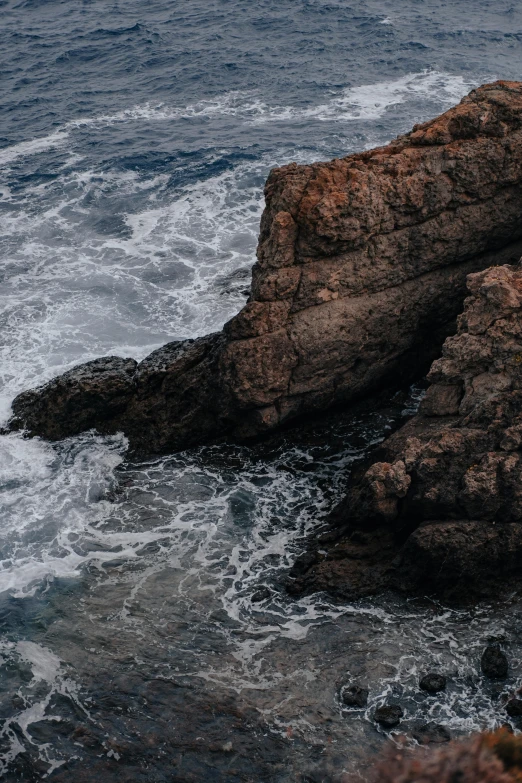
top-left (411, 722), bottom-right (452, 744)
top-left (290, 263), bottom-right (522, 602)
top-left (341, 685), bottom-right (369, 709)
top-left (9, 81), bottom-right (522, 454)
top-left (374, 705), bottom-right (403, 728)
top-left (505, 698), bottom-right (522, 717)
top-left (420, 673), bottom-right (447, 693)
top-left (482, 645), bottom-right (509, 679)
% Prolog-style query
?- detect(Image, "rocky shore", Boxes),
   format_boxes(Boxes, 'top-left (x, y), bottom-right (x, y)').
top-left (289, 263), bottom-right (522, 602)
top-left (7, 80), bottom-right (522, 605)
top-left (8, 80), bottom-right (522, 455)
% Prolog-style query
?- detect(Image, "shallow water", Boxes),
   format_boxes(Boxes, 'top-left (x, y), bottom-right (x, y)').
top-left (4, 399), bottom-right (522, 782)
top-left (2, 0), bottom-right (522, 779)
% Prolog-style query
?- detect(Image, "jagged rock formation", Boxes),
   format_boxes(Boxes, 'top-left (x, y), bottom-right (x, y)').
top-left (289, 264), bottom-right (522, 602)
top-left (9, 81), bottom-right (522, 454)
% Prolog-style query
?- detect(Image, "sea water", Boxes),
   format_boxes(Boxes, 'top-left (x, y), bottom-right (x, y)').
top-left (2, 1), bottom-right (522, 779)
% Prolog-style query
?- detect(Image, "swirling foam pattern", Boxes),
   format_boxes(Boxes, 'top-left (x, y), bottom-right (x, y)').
top-left (1, 0), bottom-right (522, 778)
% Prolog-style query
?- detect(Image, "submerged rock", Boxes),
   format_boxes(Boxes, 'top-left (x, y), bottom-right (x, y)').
top-left (505, 698), bottom-right (522, 717)
top-left (8, 81), bottom-right (522, 454)
top-left (419, 673), bottom-right (447, 693)
top-left (251, 586), bottom-right (271, 603)
top-left (411, 722), bottom-right (451, 744)
top-left (341, 684), bottom-right (369, 708)
top-left (374, 704), bottom-right (403, 728)
top-left (482, 646), bottom-right (509, 679)
top-left (290, 263), bottom-right (522, 602)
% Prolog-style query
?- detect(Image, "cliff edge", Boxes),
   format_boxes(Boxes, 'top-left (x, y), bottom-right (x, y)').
top-left (289, 263), bottom-right (522, 602)
top-left (9, 81), bottom-right (522, 454)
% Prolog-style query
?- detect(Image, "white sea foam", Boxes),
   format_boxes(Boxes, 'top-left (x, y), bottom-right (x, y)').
top-left (0, 65), bottom-right (514, 773)
top-left (0, 640), bottom-right (86, 776)
top-left (0, 131), bottom-right (70, 166)
top-left (0, 71), bottom-right (479, 169)
top-left (0, 431), bottom-right (126, 596)
top-left (72, 70), bottom-right (478, 126)
top-left (0, 157), bottom-right (268, 414)
top-left (251, 70), bottom-right (478, 123)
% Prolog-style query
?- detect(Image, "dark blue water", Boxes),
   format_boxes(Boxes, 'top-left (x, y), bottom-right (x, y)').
top-left (2, 2), bottom-right (522, 781)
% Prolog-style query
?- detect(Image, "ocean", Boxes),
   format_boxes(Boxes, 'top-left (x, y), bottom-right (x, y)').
top-left (1, 1), bottom-right (522, 779)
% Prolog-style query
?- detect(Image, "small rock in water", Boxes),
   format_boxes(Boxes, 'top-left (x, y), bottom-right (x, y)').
top-left (506, 698), bottom-right (522, 717)
top-left (251, 586), bottom-right (271, 603)
top-left (341, 685), bottom-right (369, 708)
top-left (481, 644), bottom-right (508, 679)
top-left (419, 673), bottom-right (446, 693)
top-left (374, 704), bottom-right (403, 728)
top-left (411, 722), bottom-right (451, 744)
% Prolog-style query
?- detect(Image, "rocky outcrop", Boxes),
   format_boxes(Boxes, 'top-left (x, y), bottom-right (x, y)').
top-left (289, 264), bottom-right (522, 602)
top-left (9, 81), bottom-right (522, 454)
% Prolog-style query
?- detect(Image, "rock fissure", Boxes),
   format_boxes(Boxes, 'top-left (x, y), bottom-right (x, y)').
top-left (290, 263), bottom-right (522, 602)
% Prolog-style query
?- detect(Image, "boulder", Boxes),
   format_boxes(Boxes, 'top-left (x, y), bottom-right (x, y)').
top-left (505, 698), bottom-right (522, 717)
top-left (8, 81), bottom-right (522, 454)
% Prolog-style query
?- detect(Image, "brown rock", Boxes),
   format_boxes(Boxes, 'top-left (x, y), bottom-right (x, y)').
top-left (291, 264), bottom-right (522, 602)
top-left (8, 357), bottom-right (138, 440)
top-left (9, 82), bottom-right (522, 454)
top-left (419, 384), bottom-right (463, 416)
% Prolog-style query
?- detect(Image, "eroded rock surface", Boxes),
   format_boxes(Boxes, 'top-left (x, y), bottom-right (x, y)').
top-left (290, 264), bottom-right (522, 602)
top-left (9, 81), bottom-right (522, 453)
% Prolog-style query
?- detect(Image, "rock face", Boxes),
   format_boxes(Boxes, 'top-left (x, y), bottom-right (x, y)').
top-left (9, 81), bottom-right (522, 454)
top-left (289, 264), bottom-right (522, 601)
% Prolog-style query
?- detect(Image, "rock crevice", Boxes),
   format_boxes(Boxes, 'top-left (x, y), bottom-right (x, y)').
top-left (290, 263), bottom-right (522, 601)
